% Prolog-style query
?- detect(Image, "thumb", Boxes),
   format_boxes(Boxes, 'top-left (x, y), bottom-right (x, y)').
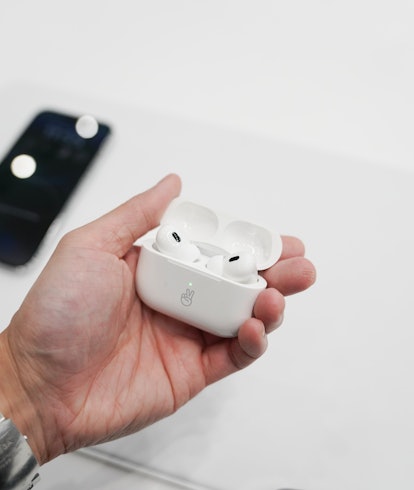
top-left (74, 174), bottom-right (182, 257)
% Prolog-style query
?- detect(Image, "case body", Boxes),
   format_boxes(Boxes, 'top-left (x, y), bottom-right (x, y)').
top-left (135, 199), bottom-right (282, 337)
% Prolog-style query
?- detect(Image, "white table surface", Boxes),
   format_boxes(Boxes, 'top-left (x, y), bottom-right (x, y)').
top-left (0, 3), bottom-right (413, 489)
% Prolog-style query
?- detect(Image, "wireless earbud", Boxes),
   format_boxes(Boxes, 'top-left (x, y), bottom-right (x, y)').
top-left (206, 252), bottom-right (258, 284)
top-left (155, 224), bottom-right (200, 262)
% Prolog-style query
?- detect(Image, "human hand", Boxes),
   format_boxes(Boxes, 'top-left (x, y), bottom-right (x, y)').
top-left (0, 174), bottom-right (315, 464)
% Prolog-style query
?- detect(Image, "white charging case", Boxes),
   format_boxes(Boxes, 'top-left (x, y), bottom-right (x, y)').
top-left (135, 199), bottom-right (283, 337)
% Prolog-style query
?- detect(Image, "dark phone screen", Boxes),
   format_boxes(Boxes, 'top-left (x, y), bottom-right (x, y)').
top-left (0, 110), bottom-right (111, 266)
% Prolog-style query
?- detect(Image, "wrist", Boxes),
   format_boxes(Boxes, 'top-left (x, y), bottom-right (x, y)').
top-left (0, 330), bottom-right (50, 465)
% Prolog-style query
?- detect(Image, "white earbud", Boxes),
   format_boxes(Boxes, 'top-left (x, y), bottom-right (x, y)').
top-left (206, 252), bottom-right (258, 284)
top-left (155, 224), bottom-right (200, 262)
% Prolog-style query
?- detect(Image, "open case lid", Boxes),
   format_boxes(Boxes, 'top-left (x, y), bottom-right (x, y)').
top-left (160, 199), bottom-right (283, 270)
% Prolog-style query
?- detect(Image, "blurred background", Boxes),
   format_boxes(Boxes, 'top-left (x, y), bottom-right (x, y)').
top-left (0, 2), bottom-right (413, 489)
top-left (1, 0), bottom-right (413, 172)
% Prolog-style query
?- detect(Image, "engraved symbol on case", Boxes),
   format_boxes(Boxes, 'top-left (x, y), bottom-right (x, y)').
top-left (181, 288), bottom-right (195, 307)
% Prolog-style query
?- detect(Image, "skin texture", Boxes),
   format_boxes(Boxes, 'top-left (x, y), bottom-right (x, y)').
top-left (0, 174), bottom-right (316, 464)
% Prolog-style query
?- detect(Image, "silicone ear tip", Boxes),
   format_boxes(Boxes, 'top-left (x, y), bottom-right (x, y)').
top-left (155, 224), bottom-right (200, 262)
top-left (224, 252), bottom-right (258, 283)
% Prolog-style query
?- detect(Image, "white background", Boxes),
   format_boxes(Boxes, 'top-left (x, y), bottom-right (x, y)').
top-left (1, 0), bottom-right (413, 173)
top-left (1, 2), bottom-right (414, 490)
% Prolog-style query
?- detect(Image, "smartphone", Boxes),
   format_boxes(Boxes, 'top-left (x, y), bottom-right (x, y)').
top-left (0, 110), bottom-right (111, 266)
